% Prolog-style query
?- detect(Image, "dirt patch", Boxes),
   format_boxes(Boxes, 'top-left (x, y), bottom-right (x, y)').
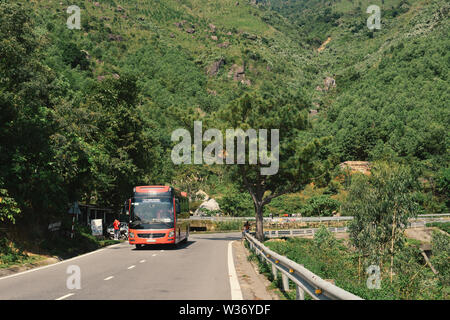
top-left (318, 36), bottom-right (331, 52)
top-left (404, 227), bottom-right (439, 243)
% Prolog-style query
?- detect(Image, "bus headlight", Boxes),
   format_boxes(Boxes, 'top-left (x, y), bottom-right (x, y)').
top-left (168, 231), bottom-right (174, 238)
top-left (129, 232), bottom-right (134, 238)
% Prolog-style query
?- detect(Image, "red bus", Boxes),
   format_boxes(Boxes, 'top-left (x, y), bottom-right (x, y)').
top-left (125, 186), bottom-right (189, 249)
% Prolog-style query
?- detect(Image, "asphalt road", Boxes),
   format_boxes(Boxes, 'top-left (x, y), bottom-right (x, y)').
top-left (0, 232), bottom-right (242, 300)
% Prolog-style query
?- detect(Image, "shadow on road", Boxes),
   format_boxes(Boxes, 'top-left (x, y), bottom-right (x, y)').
top-left (131, 240), bottom-right (195, 251)
top-left (192, 235), bottom-right (242, 241)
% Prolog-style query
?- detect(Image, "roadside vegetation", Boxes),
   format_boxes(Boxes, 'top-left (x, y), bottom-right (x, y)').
top-left (0, 220), bottom-right (120, 269)
top-left (426, 222), bottom-right (450, 234)
top-left (245, 225), bottom-right (449, 300)
top-left (244, 162), bottom-right (448, 299)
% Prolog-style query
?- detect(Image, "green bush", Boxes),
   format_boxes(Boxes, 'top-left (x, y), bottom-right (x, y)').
top-left (217, 190), bottom-right (254, 217)
top-left (313, 225), bottom-right (337, 249)
top-left (266, 194), bottom-right (304, 216)
top-left (431, 231), bottom-right (450, 291)
top-left (300, 195), bottom-right (340, 216)
top-left (214, 220), bottom-right (243, 231)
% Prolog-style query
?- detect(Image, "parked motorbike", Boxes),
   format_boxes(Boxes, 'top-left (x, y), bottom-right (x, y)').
top-left (107, 222), bottom-right (128, 240)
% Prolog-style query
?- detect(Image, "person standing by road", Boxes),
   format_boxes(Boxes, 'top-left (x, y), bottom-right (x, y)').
top-left (244, 221), bottom-right (250, 233)
top-left (113, 218), bottom-right (120, 240)
top-left (242, 220), bottom-right (250, 240)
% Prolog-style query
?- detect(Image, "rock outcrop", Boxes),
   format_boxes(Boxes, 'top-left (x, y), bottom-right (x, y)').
top-left (217, 41), bottom-right (230, 48)
top-left (228, 64), bottom-right (251, 85)
top-left (207, 58), bottom-right (225, 76)
top-left (323, 77), bottom-right (336, 90)
top-left (339, 161), bottom-right (371, 175)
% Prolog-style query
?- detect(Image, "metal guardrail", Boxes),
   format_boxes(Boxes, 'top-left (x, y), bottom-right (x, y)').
top-left (244, 232), bottom-right (363, 300)
top-left (190, 214), bottom-right (450, 223)
top-left (263, 218), bottom-right (447, 239)
top-left (264, 227), bottom-right (348, 238)
top-left (415, 213), bottom-right (450, 218)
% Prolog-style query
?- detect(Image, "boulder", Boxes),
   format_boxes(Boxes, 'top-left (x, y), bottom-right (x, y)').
top-left (108, 34), bottom-right (123, 41)
top-left (208, 23), bottom-right (217, 32)
top-left (195, 190), bottom-right (209, 201)
top-left (207, 89), bottom-right (217, 96)
top-left (195, 198), bottom-right (221, 215)
top-left (217, 42), bottom-right (230, 48)
top-left (309, 109), bottom-right (318, 117)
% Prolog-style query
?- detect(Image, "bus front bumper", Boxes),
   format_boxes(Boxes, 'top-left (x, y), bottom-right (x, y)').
top-left (128, 229), bottom-right (175, 245)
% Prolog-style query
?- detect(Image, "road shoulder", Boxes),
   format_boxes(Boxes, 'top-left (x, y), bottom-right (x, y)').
top-left (232, 239), bottom-right (279, 300)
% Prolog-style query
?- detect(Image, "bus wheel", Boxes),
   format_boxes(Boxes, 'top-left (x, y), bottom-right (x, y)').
top-left (135, 244), bottom-right (143, 250)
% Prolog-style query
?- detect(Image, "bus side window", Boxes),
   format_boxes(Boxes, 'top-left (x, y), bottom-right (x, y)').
top-left (175, 198), bottom-right (181, 215)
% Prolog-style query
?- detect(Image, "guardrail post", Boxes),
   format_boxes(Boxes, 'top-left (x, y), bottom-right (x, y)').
top-left (272, 264), bottom-right (278, 280)
top-left (296, 285), bottom-right (305, 300)
top-left (258, 250), bottom-right (263, 262)
top-left (282, 273), bottom-right (289, 291)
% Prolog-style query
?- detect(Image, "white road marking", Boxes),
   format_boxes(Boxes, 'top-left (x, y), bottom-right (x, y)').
top-left (104, 276), bottom-right (114, 281)
top-left (128, 265), bottom-right (136, 270)
top-left (228, 241), bottom-right (243, 300)
top-left (139, 260), bottom-right (146, 263)
top-left (152, 254), bottom-right (157, 257)
top-left (56, 293), bottom-right (75, 300)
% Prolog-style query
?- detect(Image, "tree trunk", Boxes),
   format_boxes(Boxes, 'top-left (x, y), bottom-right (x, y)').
top-left (243, 174), bottom-right (265, 242)
top-left (255, 202), bottom-right (264, 242)
top-left (390, 208), bottom-right (396, 284)
top-left (358, 254), bottom-right (361, 282)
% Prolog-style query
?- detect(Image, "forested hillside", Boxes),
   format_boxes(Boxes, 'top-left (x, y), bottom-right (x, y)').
top-left (256, 0), bottom-right (449, 214)
top-left (0, 0), bottom-right (448, 240)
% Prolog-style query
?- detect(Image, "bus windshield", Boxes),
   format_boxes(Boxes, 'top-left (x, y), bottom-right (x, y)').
top-left (131, 198), bottom-right (174, 223)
